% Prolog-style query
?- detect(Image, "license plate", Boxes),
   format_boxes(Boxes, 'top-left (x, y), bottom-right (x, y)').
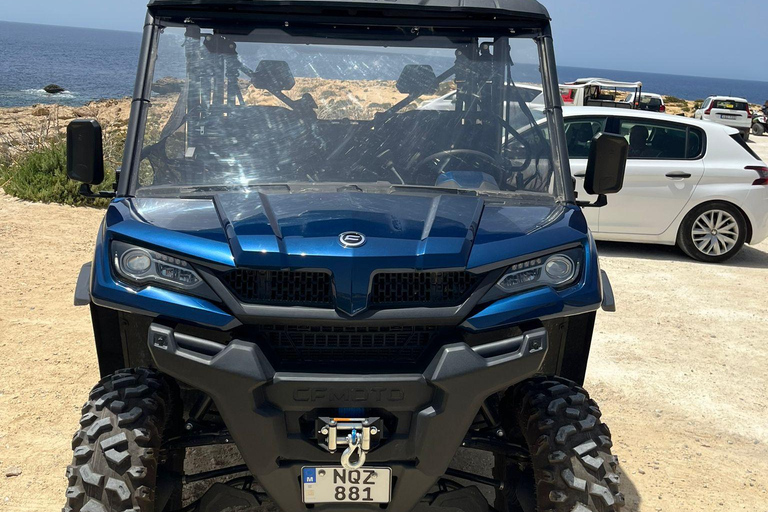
top-left (302, 467), bottom-right (391, 504)
top-left (720, 114), bottom-right (738, 120)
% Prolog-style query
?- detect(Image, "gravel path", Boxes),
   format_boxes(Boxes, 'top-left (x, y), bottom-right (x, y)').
top-left (1, 137), bottom-right (767, 511)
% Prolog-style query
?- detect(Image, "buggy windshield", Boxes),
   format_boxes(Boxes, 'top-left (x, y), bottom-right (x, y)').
top-left (136, 24), bottom-right (563, 200)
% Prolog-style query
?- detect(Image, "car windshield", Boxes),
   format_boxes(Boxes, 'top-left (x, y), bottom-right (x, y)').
top-left (136, 24), bottom-right (561, 201)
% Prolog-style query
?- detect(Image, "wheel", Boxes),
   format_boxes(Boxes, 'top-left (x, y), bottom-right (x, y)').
top-left (742, 131), bottom-right (750, 142)
top-left (494, 377), bottom-right (623, 512)
top-left (677, 202), bottom-right (747, 263)
top-left (64, 368), bottom-right (184, 512)
top-left (753, 123), bottom-right (765, 136)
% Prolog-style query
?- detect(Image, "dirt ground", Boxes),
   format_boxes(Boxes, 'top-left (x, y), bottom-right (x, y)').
top-left (1, 138), bottom-right (768, 511)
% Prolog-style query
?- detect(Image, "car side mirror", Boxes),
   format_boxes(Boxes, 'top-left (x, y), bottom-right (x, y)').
top-left (584, 132), bottom-right (628, 196)
top-left (67, 119), bottom-right (105, 185)
top-left (396, 65), bottom-right (438, 96)
top-left (251, 60), bottom-right (295, 91)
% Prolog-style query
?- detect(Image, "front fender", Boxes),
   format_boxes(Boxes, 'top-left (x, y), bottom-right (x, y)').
top-left (74, 262), bottom-right (92, 306)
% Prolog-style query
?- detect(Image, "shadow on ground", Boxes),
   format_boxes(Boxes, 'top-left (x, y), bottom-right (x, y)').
top-left (184, 446), bottom-right (642, 510)
top-left (596, 240), bottom-right (768, 269)
top-left (450, 449), bottom-right (642, 510)
top-left (617, 465), bottom-right (642, 511)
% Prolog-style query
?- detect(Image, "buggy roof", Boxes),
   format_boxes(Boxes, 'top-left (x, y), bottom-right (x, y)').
top-left (146, 0), bottom-right (550, 20)
top-left (564, 78), bottom-right (643, 89)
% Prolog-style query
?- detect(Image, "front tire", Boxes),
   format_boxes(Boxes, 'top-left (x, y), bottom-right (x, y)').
top-left (494, 377), bottom-right (623, 512)
top-left (753, 123), bottom-right (765, 136)
top-left (677, 202), bottom-right (747, 263)
top-left (64, 368), bottom-right (183, 512)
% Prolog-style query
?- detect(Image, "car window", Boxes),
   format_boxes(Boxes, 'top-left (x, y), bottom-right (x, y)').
top-left (713, 99), bottom-right (748, 110)
top-left (686, 128), bottom-right (705, 159)
top-left (620, 119), bottom-right (704, 160)
top-left (639, 96), bottom-right (662, 108)
top-left (564, 117), bottom-right (607, 158)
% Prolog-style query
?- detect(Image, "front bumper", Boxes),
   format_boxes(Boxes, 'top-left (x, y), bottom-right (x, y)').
top-left (148, 323), bottom-right (548, 512)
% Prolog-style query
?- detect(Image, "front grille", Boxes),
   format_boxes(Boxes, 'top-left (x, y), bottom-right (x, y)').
top-left (223, 269), bottom-right (333, 307)
top-left (370, 271), bottom-right (480, 307)
top-left (257, 324), bottom-right (438, 365)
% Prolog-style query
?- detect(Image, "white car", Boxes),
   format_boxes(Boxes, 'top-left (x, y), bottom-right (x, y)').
top-left (695, 96), bottom-right (752, 141)
top-left (625, 92), bottom-right (665, 113)
top-left (564, 107), bottom-right (768, 262)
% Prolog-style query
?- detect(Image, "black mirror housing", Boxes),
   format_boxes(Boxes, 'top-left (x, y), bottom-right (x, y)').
top-left (396, 65), bottom-right (438, 96)
top-left (67, 119), bottom-right (105, 185)
top-left (584, 132), bottom-right (628, 195)
top-left (251, 60), bottom-right (295, 91)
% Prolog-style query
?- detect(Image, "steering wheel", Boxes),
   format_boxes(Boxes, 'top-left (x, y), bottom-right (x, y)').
top-left (414, 149), bottom-right (508, 187)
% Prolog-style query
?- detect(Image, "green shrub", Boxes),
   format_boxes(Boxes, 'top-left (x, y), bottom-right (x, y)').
top-left (0, 141), bottom-right (116, 207)
top-left (664, 95), bottom-right (688, 105)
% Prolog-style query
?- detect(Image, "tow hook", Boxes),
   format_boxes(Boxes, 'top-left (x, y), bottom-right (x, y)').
top-left (317, 417), bottom-right (382, 469)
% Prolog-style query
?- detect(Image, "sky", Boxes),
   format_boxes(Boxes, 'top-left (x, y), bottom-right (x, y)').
top-left (0, 0), bottom-right (766, 82)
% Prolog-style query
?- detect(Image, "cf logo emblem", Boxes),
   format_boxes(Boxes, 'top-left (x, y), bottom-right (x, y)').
top-left (339, 232), bottom-right (366, 248)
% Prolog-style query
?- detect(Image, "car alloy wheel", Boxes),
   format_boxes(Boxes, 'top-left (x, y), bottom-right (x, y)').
top-left (691, 209), bottom-right (740, 257)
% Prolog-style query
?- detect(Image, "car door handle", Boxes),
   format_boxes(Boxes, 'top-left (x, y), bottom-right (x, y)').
top-left (573, 173), bottom-right (586, 178)
top-left (666, 172), bottom-right (692, 179)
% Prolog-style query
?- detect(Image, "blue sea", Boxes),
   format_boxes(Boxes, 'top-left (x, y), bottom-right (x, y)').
top-left (1, 20), bottom-right (766, 108)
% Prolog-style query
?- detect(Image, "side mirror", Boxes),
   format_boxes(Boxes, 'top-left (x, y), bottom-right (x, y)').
top-left (584, 132), bottom-right (628, 196)
top-left (67, 119), bottom-right (104, 185)
top-left (396, 65), bottom-right (438, 96)
top-left (251, 60), bottom-right (295, 91)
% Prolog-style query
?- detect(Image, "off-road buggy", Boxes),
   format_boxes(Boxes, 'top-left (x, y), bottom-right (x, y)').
top-left (64, 0), bottom-right (629, 510)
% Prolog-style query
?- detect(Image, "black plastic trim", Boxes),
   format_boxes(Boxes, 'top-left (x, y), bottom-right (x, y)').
top-left (75, 263), bottom-right (92, 306)
top-left (600, 270), bottom-right (616, 312)
top-left (197, 266), bottom-right (505, 326)
top-left (148, 323), bottom-right (547, 512)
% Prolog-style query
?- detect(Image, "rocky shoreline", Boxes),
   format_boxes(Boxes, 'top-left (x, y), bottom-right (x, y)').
top-left (0, 84), bottom-right (750, 159)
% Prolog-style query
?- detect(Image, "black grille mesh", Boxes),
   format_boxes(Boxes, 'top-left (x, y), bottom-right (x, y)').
top-left (258, 324), bottom-right (437, 364)
top-left (370, 271), bottom-right (479, 307)
top-left (223, 270), bottom-right (333, 306)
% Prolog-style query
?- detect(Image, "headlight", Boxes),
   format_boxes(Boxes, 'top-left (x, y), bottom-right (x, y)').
top-left (112, 241), bottom-right (203, 289)
top-left (496, 249), bottom-right (581, 293)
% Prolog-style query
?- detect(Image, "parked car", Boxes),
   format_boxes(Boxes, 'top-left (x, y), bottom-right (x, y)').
top-left (625, 92), bottom-right (666, 113)
top-left (418, 83), bottom-right (542, 110)
top-left (695, 96), bottom-right (752, 141)
top-left (752, 110), bottom-right (768, 136)
top-left (564, 107), bottom-right (768, 262)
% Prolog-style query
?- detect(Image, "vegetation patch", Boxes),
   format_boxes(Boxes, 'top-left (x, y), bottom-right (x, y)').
top-left (0, 110), bottom-right (124, 207)
top-left (0, 141), bottom-right (118, 207)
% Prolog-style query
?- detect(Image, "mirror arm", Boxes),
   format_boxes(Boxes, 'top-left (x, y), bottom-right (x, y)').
top-left (78, 184), bottom-right (116, 199)
top-left (576, 194), bottom-right (607, 208)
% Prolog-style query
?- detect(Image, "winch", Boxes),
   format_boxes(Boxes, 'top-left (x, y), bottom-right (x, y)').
top-left (316, 416), bottom-right (383, 469)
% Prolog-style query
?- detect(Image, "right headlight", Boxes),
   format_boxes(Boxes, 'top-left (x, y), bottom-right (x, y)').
top-left (496, 248), bottom-right (582, 294)
top-left (112, 241), bottom-right (203, 290)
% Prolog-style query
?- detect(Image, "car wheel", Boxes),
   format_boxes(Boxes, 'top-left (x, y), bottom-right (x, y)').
top-left (65, 368), bottom-right (184, 512)
top-left (677, 202), bottom-right (747, 263)
top-left (743, 131), bottom-right (751, 142)
top-left (753, 124), bottom-right (765, 136)
top-left (494, 377), bottom-right (624, 512)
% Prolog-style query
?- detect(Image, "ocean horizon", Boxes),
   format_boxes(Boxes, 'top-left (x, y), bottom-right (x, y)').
top-left (1, 19), bottom-right (766, 108)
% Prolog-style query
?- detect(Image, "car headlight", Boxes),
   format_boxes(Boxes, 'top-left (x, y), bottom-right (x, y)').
top-left (496, 249), bottom-right (582, 294)
top-left (112, 241), bottom-right (203, 289)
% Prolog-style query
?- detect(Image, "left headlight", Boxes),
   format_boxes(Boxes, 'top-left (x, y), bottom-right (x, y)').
top-left (496, 248), bottom-right (582, 294)
top-left (112, 241), bottom-right (203, 290)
